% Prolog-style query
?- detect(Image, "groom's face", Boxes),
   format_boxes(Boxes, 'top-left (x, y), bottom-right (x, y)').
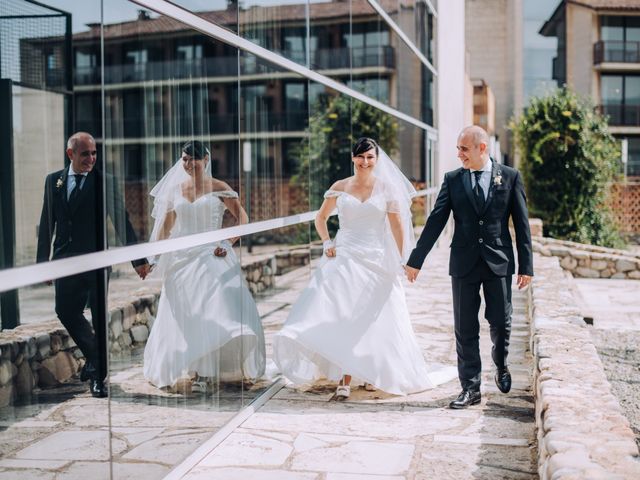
top-left (457, 133), bottom-right (486, 170)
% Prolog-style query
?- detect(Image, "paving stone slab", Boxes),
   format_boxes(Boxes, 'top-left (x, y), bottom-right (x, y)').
top-left (183, 467), bottom-right (319, 480)
top-left (14, 430), bottom-right (127, 461)
top-left (198, 432), bottom-right (293, 467)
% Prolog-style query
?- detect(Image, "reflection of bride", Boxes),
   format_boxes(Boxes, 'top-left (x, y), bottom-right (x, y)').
top-left (273, 138), bottom-right (456, 398)
top-left (143, 141), bottom-right (265, 389)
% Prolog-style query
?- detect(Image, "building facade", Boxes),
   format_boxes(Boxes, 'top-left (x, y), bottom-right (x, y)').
top-left (541, 0), bottom-right (640, 238)
top-left (465, 0), bottom-right (558, 166)
top-left (541, 0), bottom-right (640, 177)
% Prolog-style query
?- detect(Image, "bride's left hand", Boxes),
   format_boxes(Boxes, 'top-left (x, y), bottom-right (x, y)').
top-left (214, 247), bottom-right (227, 257)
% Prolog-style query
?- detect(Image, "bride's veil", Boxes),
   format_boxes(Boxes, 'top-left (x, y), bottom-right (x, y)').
top-left (148, 148), bottom-right (212, 243)
top-left (371, 147), bottom-right (417, 266)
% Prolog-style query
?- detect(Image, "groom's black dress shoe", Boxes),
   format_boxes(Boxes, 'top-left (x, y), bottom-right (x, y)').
top-left (449, 390), bottom-right (481, 409)
top-left (495, 367), bottom-right (512, 393)
top-left (90, 379), bottom-right (108, 398)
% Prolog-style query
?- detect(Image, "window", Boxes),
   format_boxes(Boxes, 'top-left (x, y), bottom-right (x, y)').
top-left (601, 75), bottom-right (640, 125)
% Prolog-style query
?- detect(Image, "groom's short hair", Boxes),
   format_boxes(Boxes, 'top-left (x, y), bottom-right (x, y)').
top-left (460, 126), bottom-right (489, 147)
top-left (67, 132), bottom-right (95, 152)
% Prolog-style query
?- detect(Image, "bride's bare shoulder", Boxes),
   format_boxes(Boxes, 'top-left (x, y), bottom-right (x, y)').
top-left (329, 177), bottom-right (352, 192)
top-left (209, 177), bottom-right (234, 193)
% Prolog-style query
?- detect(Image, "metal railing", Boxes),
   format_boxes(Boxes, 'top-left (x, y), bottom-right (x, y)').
top-left (594, 40), bottom-right (640, 64)
top-left (73, 46), bottom-right (396, 86)
top-left (597, 103), bottom-right (640, 126)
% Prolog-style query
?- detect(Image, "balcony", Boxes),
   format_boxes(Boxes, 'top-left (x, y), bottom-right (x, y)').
top-left (312, 45), bottom-right (395, 70)
top-left (73, 46), bottom-right (396, 86)
top-left (101, 111), bottom-right (310, 138)
top-left (597, 103), bottom-right (640, 126)
top-left (594, 40), bottom-right (640, 64)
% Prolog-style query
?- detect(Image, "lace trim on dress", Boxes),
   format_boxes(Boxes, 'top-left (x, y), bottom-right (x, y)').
top-left (211, 190), bottom-right (239, 199)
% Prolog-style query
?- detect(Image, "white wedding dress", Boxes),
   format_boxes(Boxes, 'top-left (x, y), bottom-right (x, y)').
top-left (144, 190), bottom-right (266, 388)
top-left (273, 189), bottom-right (456, 395)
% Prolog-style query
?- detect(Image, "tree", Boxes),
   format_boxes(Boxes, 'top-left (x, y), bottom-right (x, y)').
top-left (511, 88), bottom-right (623, 247)
top-left (291, 94), bottom-right (399, 210)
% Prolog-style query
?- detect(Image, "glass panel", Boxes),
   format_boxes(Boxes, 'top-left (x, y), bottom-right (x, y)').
top-left (236, 225), bottom-right (311, 407)
top-left (98, 2), bottom-right (246, 476)
top-left (625, 76), bottom-right (640, 105)
top-left (240, 0), bottom-right (309, 67)
top-left (239, 51), bottom-right (310, 222)
top-left (100, 3), bottom-right (240, 250)
top-left (601, 16), bottom-right (624, 42)
top-left (602, 75), bottom-right (623, 104)
top-left (0, 1), bottom-right (110, 478)
top-left (626, 16), bottom-right (640, 42)
top-left (627, 137), bottom-right (640, 176)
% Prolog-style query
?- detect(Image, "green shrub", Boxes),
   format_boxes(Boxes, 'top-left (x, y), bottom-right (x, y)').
top-left (511, 88), bottom-right (624, 248)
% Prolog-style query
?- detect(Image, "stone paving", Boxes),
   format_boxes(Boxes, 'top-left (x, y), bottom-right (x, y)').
top-left (179, 245), bottom-right (538, 480)
top-left (0, 244), bottom-right (538, 479)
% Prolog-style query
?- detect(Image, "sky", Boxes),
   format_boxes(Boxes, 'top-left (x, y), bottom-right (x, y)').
top-left (44, 0), bottom-right (328, 33)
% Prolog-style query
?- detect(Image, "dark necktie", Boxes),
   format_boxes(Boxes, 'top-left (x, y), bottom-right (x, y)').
top-left (69, 174), bottom-right (83, 204)
top-left (473, 170), bottom-right (485, 211)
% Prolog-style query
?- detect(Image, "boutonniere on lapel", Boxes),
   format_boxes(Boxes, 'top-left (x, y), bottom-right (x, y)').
top-left (56, 177), bottom-right (64, 189)
top-left (493, 172), bottom-right (503, 186)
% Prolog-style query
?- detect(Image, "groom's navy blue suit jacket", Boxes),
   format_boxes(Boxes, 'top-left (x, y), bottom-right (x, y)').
top-left (407, 160), bottom-right (534, 278)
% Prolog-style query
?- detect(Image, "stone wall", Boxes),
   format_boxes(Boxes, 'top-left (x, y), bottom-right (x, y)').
top-left (533, 236), bottom-right (640, 279)
top-left (530, 253), bottom-right (640, 479)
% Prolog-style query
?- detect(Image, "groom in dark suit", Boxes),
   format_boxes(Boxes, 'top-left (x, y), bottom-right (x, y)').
top-left (37, 132), bottom-right (150, 397)
top-left (405, 125), bottom-right (533, 409)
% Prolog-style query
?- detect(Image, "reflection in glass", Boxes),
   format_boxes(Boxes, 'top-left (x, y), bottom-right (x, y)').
top-left (239, 52), bottom-right (310, 224)
top-left (144, 141), bottom-right (265, 391)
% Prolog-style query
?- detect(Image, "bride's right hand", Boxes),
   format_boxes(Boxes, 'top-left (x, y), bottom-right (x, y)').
top-left (323, 240), bottom-right (336, 258)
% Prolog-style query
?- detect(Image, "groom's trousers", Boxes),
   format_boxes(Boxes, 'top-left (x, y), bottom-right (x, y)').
top-left (55, 269), bottom-right (110, 381)
top-left (451, 259), bottom-right (512, 392)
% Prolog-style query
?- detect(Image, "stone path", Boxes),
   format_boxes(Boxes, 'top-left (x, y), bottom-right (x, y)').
top-left (0, 245), bottom-right (538, 479)
top-left (178, 245), bottom-right (539, 480)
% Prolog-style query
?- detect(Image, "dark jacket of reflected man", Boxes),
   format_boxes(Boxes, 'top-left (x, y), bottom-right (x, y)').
top-left (36, 132), bottom-right (149, 397)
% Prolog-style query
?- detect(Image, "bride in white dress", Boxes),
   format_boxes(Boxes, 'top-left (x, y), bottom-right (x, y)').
top-left (273, 138), bottom-right (455, 398)
top-left (144, 141), bottom-right (266, 389)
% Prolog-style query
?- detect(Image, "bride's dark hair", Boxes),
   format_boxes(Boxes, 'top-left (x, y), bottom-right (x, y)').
top-left (352, 137), bottom-right (379, 156)
top-left (182, 140), bottom-right (208, 160)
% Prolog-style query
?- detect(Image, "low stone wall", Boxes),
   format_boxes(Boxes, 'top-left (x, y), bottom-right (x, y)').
top-left (530, 253), bottom-right (640, 479)
top-left (533, 236), bottom-right (640, 279)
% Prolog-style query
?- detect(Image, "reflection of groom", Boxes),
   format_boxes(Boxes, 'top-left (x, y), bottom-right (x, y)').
top-left (36, 132), bottom-right (150, 397)
top-left (405, 125), bottom-right (533, 409)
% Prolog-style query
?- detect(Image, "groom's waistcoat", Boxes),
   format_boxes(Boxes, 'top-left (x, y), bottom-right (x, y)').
top-left (407, 162), bottom-right (533, 278)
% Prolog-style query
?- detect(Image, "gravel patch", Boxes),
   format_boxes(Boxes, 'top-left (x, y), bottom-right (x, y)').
top-left (590, 327), bottom-right (640, 450)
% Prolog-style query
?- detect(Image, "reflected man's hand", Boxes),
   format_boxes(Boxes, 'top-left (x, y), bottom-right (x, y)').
top-left (135, 264), bottom-right (151, 280)
top-left (404, 265), bottom-right (420, 283)
top-left (214, 247), bottom-right (227, 257)
top-left (517, 274), bottom-right (532, 290)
